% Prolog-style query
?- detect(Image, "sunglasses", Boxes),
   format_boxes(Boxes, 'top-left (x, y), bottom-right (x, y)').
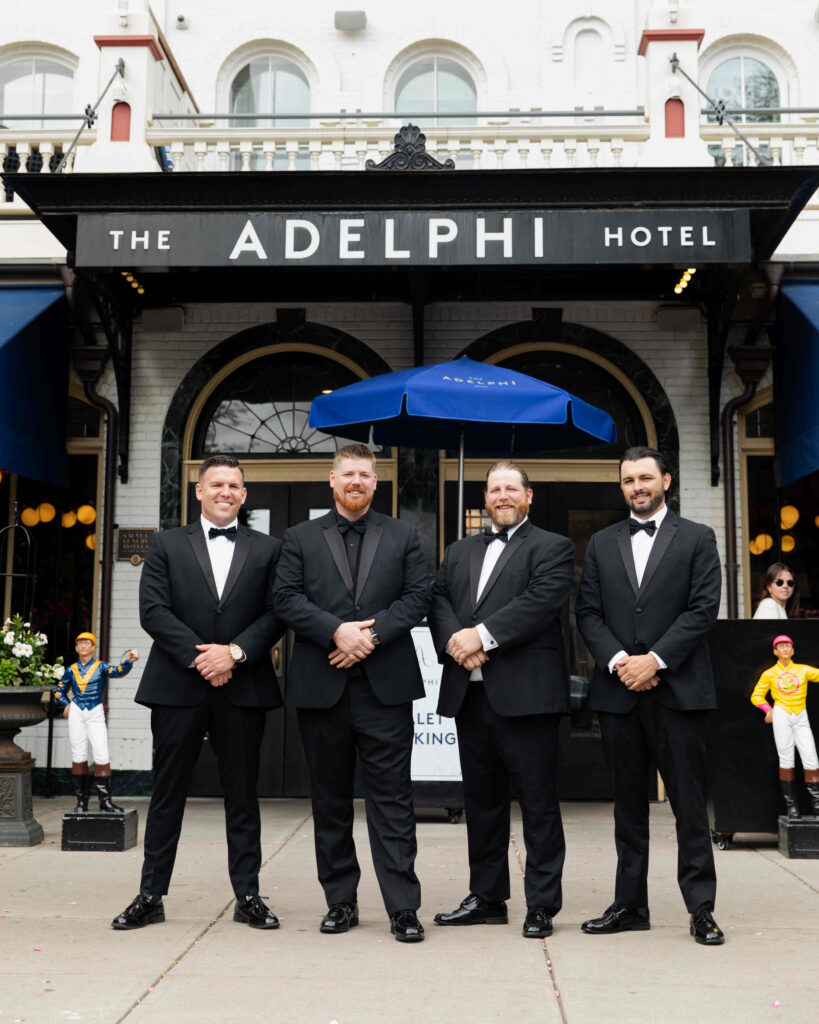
top-left (773, 579), bottom-right (795, 588)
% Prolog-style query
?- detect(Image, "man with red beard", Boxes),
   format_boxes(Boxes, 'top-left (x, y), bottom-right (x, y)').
top-left (429, 461), bottom-right (573, 938)
top-left (274, 444), bottom-right (429, 942)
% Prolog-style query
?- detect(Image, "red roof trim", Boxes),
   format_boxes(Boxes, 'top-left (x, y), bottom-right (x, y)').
top-left (638, 29), bottom-right (705, 57)
top-left (94, 35), bottom-right (163, 62)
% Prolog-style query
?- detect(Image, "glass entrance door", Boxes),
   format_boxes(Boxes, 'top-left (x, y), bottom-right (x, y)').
top-left (443, 478), bottom-right (623, 799)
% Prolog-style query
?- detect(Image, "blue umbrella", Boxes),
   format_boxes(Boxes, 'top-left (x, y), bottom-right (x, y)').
top-left (309, 355), bottom-right (616, 537)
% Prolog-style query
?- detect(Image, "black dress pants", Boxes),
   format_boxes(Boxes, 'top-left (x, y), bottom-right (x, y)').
top-left (297, 671), bottom-right (420, 916)
top-left (455, 681), bottom-right (565, 913)
top-left (598, 690), bottom-right (717, 913)
top-left (140, 686), bottom-right (266, 899)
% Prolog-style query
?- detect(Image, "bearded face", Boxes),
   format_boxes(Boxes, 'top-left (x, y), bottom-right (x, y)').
top-left (330, 457), bottom-right (377, 516)
top-left (484, 469), bottom-right (532, 530)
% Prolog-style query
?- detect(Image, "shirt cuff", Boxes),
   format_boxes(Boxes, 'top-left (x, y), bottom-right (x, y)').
top-left (649, 651), bottom-right (667, 671)
top-left (476, 623), bottom-right (498, 652)
top-left (608, 650), bottom-right (628, 674)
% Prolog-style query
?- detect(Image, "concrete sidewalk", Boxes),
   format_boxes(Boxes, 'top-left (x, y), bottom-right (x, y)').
top-left (2, 797), bottom-right (818, 1024)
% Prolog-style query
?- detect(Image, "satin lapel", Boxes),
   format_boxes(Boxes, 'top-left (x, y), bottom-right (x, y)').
top-left (616, 522), bottom-right (640, 597)
top-left (469, 538), bottom-right (485, 613)
top-left (187, 525), bottom-right (219, 602)
top-left (322, 518), bottom-right (354, 596)
top-left (475, 529), bottom-right (527, 610)
top-left (638, 515), bottom-right (678, 597)
top-left (355, 519), bottom-right (383, 605)
top-left (218, 527), bottom-right (251, 607)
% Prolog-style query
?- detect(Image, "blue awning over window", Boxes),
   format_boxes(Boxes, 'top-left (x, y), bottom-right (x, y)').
top-left (774, 281), bottom-right (819, 487)
top-left (0, 287), bottom-right (69, 488)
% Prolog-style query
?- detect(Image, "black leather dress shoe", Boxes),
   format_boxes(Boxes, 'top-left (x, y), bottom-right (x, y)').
top-left (522, 905), bottom-right (553, 938)
top-left (111, 893), bottom-right (165, 930)
top-left (690, 906), bottom-right (724, 946)
top-left (581, 903), bottom-right (650, 934)
top-left (433, 893), bottom-right (508, 926)
top-left (321, 901), bottom-right (359, 934)
top-left (390, 909), bottom-right (424, 942)
top-left (233, 894), bottom-right (280, 929)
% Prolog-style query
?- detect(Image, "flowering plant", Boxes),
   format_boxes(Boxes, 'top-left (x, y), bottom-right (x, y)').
top-left (0, 615), bottom-right (64, 687)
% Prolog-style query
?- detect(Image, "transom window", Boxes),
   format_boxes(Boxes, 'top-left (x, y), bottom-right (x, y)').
top-left (0, 56), bottom-right (73, 129)
top-left (229, 57), bottom-right (309, 127)
top-left (395, 57), bottom-right (476, 125)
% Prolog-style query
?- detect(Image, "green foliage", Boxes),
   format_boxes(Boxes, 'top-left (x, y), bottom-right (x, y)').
top-left (0, 614), bottom-right (64, 688)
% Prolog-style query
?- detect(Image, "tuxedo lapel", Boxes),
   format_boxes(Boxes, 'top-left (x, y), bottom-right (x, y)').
top-left (638, 513), bottom-right (679, 597)
top-left (355, 518), bottom-right (383, 604)
top-left (616, 522), bottom-right (640, 596)
top-left (218, 527), bottom-right (251, 607)
top-left (186, 524), bottom-right (219, 602)
top-left (469, 537), bottom-right (484, 613)
top-left (322, 516), bottom-right (355, 596)
top-left (475, 527), bottom-right (528, 610)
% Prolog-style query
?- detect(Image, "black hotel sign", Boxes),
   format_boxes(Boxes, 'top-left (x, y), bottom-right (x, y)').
top-left (76, 210), bottom-right (751, 268)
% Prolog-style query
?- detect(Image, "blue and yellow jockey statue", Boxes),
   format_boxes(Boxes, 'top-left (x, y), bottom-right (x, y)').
top-left (54, 632), bottom-right (139, 813)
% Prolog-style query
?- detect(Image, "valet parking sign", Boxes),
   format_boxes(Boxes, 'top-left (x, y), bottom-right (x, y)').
top-left (75, 209), bottom-right (751, 267)
top-left (411, 626), bottom-right (461, 782)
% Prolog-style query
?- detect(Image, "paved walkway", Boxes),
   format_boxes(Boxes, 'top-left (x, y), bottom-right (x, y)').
top-left (2, 797), bottom-right (818, 1023)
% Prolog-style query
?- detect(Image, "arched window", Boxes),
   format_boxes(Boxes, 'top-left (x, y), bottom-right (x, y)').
top-left (705, 56), bottom-right (780, 166)
top-left (0, 54), bottom-right (73, 129)
top-left (229, 56), bottom-right (309, 128)
top-left (395, 57), bottom-right (476, 126)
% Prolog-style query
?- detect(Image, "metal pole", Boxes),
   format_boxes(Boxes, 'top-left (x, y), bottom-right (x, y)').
top-left (457, 427), bottom-right (465, 541)
top-left (55, 59), bottom-right (125, 174)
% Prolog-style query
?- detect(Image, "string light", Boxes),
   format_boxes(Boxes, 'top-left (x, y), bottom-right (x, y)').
top-left (672, 267), bottom-right (696, 293)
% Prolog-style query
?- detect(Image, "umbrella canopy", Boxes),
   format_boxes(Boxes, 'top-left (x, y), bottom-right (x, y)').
top-left (309, 355), bottom-right (616, 451)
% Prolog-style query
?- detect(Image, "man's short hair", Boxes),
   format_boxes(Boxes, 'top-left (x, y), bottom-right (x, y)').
top-left (333, 443), bottom-right (376, 469)
top-left (198, 454), bottom-right (245, 482)
top-left (619, 446), bottom-right (669, 477)
top-left (485, 460), bottom-right (530, 489)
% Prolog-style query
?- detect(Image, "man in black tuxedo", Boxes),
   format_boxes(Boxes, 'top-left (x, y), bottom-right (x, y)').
top-left (273, 444), bottom-right (429, 942)
top-left (112, 455), bottom-right (284, 931)
top-left (429, 461), bottom-right (573, 939)
top-left (575, 445), bottom-right (724, 945)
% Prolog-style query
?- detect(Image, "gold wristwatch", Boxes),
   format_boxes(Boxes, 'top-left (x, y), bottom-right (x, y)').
top-left (228, 642), bottom-right (244, 662)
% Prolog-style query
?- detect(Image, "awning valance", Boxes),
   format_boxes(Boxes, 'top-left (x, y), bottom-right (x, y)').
top-left (774, 281), bottom-right (819, 487)
top-left (0, 287), bottom-right (69, 487)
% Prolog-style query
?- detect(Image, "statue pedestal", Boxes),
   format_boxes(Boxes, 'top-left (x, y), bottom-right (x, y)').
top-left (778, 816), bottom-right (819, 859)
top-left (0, 760), bottom-right (43, 846)
top-left (62, 808), bottom-right (138, 852)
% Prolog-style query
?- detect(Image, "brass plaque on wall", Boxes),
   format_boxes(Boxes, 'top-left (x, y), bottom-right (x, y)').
top-left (116, 528), bottom-right (156, 565)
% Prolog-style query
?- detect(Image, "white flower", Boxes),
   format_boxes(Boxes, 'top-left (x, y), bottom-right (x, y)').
top-left (52, 665), bottom-right (65, 680)
top-left (35, 633), bottom-right (47, 646)
top-left (23, 622), bottom-right (30, 628)
top-left (3, 632), bottom-right (14, 645)
top-left (12, 642), bottom-right (33, 658)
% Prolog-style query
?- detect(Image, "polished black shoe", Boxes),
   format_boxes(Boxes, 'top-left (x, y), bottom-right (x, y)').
top-left (390, 909), bottom-right (424, 943)
top-left (433, 893), bottom-right (508, 926)
top-left (320, 901), bottom-right (359, 934)
top-left (233, 894), bottom-right (280, 930)
top-left (111, 893), bottom-right (165, 930)
top-left (522, 905), bottom-right (553, 938)
top-left (581, 903), bottom-right (650, 934)
top-left (690, 906), bottom-right (724, 946)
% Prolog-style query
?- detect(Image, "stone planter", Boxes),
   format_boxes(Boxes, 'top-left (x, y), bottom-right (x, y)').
top-left (0, 686), bottom-right (50, 845)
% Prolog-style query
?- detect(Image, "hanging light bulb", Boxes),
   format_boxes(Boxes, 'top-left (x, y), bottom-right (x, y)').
top-left (77, 504), bottom-right (97, 525)
top-left (21, 506), bottom-right (40, 527)
top-left (781, 534), bottom-right (795, 553)
top-left (756, 532), bottom-right (774, 552)
top-left (62, 510), bottom-right (77, 529)
top-left (85, 533), bottom-right (96, 551)
top-left (779, 505), bottom-right (799, 530)
top-left (749, 538), bottom-right (761, 556)
top-left (38, 502), bottom-right (56, 523)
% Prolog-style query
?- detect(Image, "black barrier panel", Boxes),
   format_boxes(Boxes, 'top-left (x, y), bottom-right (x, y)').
top-left (708, 620), bottom-right (819, 836)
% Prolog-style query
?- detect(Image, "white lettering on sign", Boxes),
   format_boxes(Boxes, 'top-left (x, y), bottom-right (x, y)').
top-left (476, 217), bottom-right (513, 258)
top-left (657, 226), bottom-right (672, 245)
top-left (339, 219), bottom-right (365, 259)
top-left (428, 218), bottom-right (458, 258)
top-left (703, 226), bottom-right (716, 247)
top-left (605, 226), bottom-right (624, 247)
top-left (385, 218), bottom-right (410, 259)
top-left (631, 227), bottom-right (651, 247)
top-left (285, 220), bottom-right (320, 260)
top-left (157, 230), bottom-right (171, 251)
top-left (534, 217), bottom-right (544, 258)
top-left (131, 230), bottom-right (150, 249)
top-left (681, 226), bottom-right (694, 246)
top-left (229, 219), bottom-right (268, 260)
top-left (109, 230), bottom-right (124, 250)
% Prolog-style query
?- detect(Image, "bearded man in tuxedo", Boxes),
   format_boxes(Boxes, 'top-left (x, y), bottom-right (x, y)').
top-left (575, 446), bottom-right (724, 946)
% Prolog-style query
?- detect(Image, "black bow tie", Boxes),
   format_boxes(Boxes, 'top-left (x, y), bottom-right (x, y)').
top-left (629, 519), bottom-right (656, 536)
top-left (483, 527), bottom-right (509, 544)
top-left (208, 526), bottom-right (237, 541)
top-left (338, 519), bottom-right (367, 536)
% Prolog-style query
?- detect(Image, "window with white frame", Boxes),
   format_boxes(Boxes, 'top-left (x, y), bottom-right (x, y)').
top-left (0, 55), bottom-right (73, 129)
top-left (705, 55), bottom-right (781, 166)
top-left (229, 56), bottom-right (309, 128)
top-left (395, 57), bottom-right (477, 125)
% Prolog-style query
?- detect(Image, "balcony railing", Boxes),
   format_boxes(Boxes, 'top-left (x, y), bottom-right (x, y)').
top-left (0, 128), bottom-right (95, 205)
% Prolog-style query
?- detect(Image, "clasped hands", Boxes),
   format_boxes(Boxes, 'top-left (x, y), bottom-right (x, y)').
top-left (614, 653), bottom-right (660, 692)
top-left (448, 627), bottom-right (488, 672)
top-left (195, 643), bottom-right (235, 687)
top-left (329, 619), bottom-right (376, 670)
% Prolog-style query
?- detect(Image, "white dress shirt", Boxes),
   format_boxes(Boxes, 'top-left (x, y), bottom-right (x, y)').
top-left (607, 505), bottom-right (668, 675)
top-left (470, 517), bottom-right (528, 680)
top-left (201, 515), bottom-right (237, 599)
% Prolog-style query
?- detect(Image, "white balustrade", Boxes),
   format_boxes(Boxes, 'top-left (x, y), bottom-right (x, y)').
top-left (0, 129), bottom-right (94, 202)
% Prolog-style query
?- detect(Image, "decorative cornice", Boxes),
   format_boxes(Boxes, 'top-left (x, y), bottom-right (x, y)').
top-left (94, 35), bottom-right (163, 62)
top-left (638, 29), bottom-right (705, 57)
top-left (366, 123), bottom-right (455, 171)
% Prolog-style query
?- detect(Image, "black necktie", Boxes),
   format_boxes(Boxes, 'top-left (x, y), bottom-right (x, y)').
top-left (629, 520), bottom-right (656, 536)
top-left (337, 519), bottom-right (367, 536)
top-left (208, 526), bottom-right (237, 541)
top-left (483, 527), bottom-right (509, 544)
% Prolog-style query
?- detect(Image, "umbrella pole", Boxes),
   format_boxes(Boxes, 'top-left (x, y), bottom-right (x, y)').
top-left (457, 426), bottom-right (465, 540)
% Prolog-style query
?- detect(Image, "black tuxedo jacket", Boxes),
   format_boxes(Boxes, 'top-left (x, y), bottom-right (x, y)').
top-left (429, 521), bottom-right (574, 719)
top-left (575, 510), bottom-right (721, 713)
top-left (136, 523), bottom-right (285, 710)
top-left (273, 509), bottom-right (429, 708)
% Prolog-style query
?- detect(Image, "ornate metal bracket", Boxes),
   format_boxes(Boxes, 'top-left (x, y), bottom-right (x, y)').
top-left (366, 123), bottom-right (455, 170)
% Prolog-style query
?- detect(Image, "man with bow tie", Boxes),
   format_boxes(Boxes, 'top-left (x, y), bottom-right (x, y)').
top-left (429, 461), bottom-right (573, 939)
top-left (575, 446), bottom-right (724, 946)
top-left (113, 455), bottom-right (285, 931)
top-left (273, 444), bottom-right (429, 942)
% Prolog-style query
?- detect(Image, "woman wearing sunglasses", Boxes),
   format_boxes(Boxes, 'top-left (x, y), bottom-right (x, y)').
top-left (753, 563), bottom-right (800, 620)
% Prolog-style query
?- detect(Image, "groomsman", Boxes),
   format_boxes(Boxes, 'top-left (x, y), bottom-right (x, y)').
top-left (429, 461), bottom-right (573, 938)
